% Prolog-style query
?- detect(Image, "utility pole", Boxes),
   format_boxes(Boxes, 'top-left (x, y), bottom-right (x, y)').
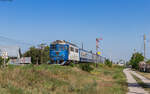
top-left (133, 48), bottom-right (136, 60)
top-left (82, 42), bottom-right (83, 49)
top-left (38, 43), bottom-right (46, 64)
top-left (144, 34), bottom-right (146, 60)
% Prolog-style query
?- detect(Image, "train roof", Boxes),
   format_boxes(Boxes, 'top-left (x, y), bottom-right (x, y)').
top-left (51, 40), bottom-right (78, 47)
top-left (79, 48), bottom-right (93, 53)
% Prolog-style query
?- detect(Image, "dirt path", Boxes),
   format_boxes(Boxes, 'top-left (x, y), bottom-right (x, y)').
top-left (130, 71), bottom-right (150, 87)
top-left (123, 69), bottom-right (149, 94)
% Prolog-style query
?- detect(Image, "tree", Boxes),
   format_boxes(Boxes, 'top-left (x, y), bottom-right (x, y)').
top-left (23, 46), bottom-right (40, 64)
top-left (105, 59), bottom-right (112, 67)
top-left (129, 52), bottom-right (144, 69)
top-left (0, 57), bottom-right (9, 68)
top-left (23, 44), bottom-right (50, 65)
top-left (0, 57), bottom-right (4, 67)
top-left (23, 45), bottom-right (50, 65)
top-left (41, 45), bottom-right (50, 64)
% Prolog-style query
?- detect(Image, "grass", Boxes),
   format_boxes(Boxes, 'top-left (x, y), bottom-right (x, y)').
top-left (0, 64), bottom-right (127, 94)
top-left (132, 74), bottom-right (150, 93)
top-left (136, 71), bottom-right (150, 80)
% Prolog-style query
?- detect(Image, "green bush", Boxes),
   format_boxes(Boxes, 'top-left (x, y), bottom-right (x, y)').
top-left (105, 59), bottom-right (112, 67)
top-left (69, 62), bottom-right (75, 67)
top-left (79, 63), bottom-right (94, 72)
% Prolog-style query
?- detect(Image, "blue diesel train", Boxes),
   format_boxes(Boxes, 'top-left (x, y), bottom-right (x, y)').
top-left (50, 40), bottom-right (105, 65)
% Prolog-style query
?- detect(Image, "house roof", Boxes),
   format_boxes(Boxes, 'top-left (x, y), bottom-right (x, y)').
top-left (0, 46), bottom-right (21, 58)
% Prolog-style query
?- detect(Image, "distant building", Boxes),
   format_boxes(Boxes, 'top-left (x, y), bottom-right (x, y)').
top-left (0, 46), bottom-right (31, 65)
top-left (117, 60), bottom-right (125, 66)
top-left (9, 57), bottom-right (31, 65)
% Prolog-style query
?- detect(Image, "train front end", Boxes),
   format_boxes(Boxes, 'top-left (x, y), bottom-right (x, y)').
top-left (50, 40), bottom-right (69, 65)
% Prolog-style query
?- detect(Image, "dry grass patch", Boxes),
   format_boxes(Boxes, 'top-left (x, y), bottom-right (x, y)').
top-left (0, 64), bottom-right (127, 94)
top-left (136, 71), bottom-right (150, 79)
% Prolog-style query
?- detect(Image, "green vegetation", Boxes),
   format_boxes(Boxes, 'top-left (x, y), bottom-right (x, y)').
top-left (129, 52), bottom-right (144, 69)
top-left (0, 64), bottom-right (127, 94)
top-left (79, 63), bottom-right (94, 72)
top-left (104, 59), bottom-right (112, 67)
top-left (23, 44), bottom-right (50, 65)
top-left (0, 57), bottom-right (9, 67)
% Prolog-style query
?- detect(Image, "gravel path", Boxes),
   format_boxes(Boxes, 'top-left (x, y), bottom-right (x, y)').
top-left (131, 71), bottom-right (150, 87)
top-left (123, 69), bottom-right (149, 94)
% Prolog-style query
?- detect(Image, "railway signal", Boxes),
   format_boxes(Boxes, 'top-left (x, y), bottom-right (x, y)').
top-left (96, 37), bottom-right (103, 67)
top-left (97, 52), bottom-right (101, 55)
top-left (96, 38), bottom-right (103, 55)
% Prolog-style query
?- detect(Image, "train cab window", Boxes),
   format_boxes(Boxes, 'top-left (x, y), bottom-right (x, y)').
top-left (70, 47), bottom-right (74, 52)
top-left (59, 45), bottom-right (64, 51)
top-left (75, 49), bottom-right (79, 53)
top-left (50, 45), bottom-right (56, 50)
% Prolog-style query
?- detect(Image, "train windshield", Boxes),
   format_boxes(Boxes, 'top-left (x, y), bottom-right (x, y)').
top-left (50, 44), bottom-right (68, 51)
top-left (50, 45), bottom-right (57, 50)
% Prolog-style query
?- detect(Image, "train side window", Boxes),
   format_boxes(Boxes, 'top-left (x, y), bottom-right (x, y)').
top-left (65, 46), bottom-right (68, 50)
top-left (75, 49), bottom-right (79, 53)
top-left (70, 47), bottom-right (74, 52)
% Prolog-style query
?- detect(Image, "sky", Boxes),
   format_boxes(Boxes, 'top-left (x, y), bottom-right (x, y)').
top-left (0, 0), bottom-right (150, 61)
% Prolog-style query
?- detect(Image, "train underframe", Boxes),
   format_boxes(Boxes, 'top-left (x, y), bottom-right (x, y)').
top-left (50, 60), bottom-right (79, 65)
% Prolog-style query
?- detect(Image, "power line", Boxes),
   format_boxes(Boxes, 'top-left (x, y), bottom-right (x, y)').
top-left (0, 35), bottom-right (33, 46)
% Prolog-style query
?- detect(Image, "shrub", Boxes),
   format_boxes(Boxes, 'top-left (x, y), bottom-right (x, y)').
top-left (98, 64), bottom-right (104, 67)
top-left (79, 63), bottom-right (94, 72)
top-left (69, 62), bottom-right (75, 67)
top-left (105, 59), bottom-right (112, 67)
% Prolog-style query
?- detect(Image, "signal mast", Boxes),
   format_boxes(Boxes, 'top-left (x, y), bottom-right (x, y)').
top-left (143, 34), bottom-right (146, 60)
top-left (96, 37), bottom-right (103, 66)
